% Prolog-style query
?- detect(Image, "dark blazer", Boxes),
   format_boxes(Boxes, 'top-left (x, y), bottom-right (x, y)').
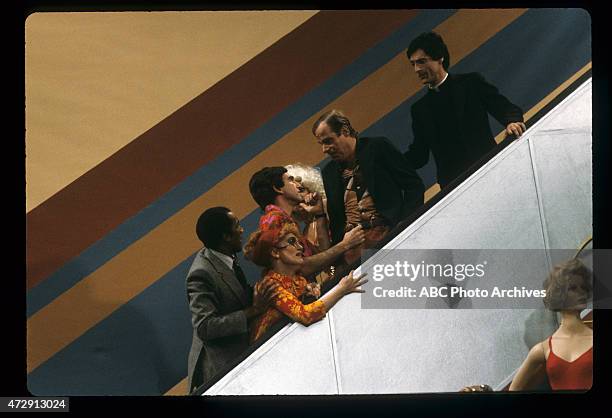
top-left (186, 248), bottom-right (251, 394)
top-left (405, 72), bottom-right (523, 187)
top-left (322, 136), bottom-right (425, 244)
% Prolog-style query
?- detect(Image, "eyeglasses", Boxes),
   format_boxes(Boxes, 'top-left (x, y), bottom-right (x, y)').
top-left (287, 175), bottom-right (302, 183)
top-left (276, 236), bottom-right (303, 250)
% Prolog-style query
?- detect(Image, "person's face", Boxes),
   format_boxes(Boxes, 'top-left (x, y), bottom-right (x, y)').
top-left (292, 176), bottom-right (307, 195)
top-left (277, 172), bottom-right (304, 204)
top-left (274, 232), bottom-right (305, 266)
top-left (563, 276), bottom-right (590, 311)
top-left (290, 177), bottom-right (310, 220)
top-left (314, 122), bottom-right (355, 162)
top-left (224, 211), bottom-right (244, 253)
top-left (408, 49), bottom-right (446, 86)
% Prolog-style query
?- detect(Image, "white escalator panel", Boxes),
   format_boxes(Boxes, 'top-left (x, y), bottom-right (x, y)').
top-left (206, 79), bottom-right (592, 395)
top-left (205, 317), bottom-right (339, 395)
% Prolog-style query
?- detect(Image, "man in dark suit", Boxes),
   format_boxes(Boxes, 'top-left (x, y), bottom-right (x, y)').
top-left (313, 110), bottom-right (424, 264)
top-left (405, 31), bottom-right (526, 188)
top-left (186, 207), bottom-right (278, 394)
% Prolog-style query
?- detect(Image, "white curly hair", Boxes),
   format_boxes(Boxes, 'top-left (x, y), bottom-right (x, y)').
top-left (284, 163), bottom-right (326, 198)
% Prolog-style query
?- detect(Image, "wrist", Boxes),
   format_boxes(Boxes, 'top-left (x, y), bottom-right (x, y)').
top-left (245, 305), bottom-right (262, 319)
top-left (336, 284), bottom-right (348, 296)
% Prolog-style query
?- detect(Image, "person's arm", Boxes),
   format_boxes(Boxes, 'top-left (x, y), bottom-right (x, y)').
top-left (377, 137), bottom-right (425, 211)
top-left (404, 105), bottom-right (431, 169)
top-left (299, 193), bottom-right (332, 251)
top-left (378, 137), bottom-right (425, 191)
top-left (318, 270), bottom-right (367, 311)
top-left (187, 271), bottom-right (279, 340)
top-left (474, 73), bottom-right (526, 137)
top-left (312, 215), bottom-right (332, 250)
top-left (244, 278), bottom-right (281, 320)
top-left (508, 341), bottom-right (547, 391)
top-left (299, 225), bottom-right (365, 277)
top-left (187, 271), bottom-right (247, 341)
top-left (271, 286), bottom-right (327, 326)
top-left (318, 198), bottom-right (332, 250)
top-left (272, 271), bottom-right (367, 325)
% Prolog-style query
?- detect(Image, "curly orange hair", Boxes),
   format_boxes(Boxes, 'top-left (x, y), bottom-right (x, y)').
top-left (244, 222), bottom-right (301, 268)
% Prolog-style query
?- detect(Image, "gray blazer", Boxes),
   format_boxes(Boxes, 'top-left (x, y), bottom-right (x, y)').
top-left (186, 248), bottom-right (251, 393)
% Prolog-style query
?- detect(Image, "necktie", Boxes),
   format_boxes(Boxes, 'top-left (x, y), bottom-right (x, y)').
top-left (232, 257), bottom-right (250, 292)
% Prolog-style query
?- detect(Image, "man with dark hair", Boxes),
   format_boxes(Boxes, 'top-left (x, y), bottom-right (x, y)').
top-left (313, 110), bottom-right (425, 265)
top-left (186, 206), bottom-right (279, 394)
top-left (249, 166), bottom-right (293, 212)
top-left (405, 31), bottom-right (526, 188)
top-left (249, 166), bottom-right (365, 275)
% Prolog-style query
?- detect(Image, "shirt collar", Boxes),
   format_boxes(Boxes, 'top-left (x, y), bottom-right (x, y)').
top-left (209, 248), bottom-right (234, 270)
top-left (265, 204), bottom-right (282, 212)
top-left (264, 204), bottom-right (292, 218)
top-left (429, 72), bottom-right (449, 92)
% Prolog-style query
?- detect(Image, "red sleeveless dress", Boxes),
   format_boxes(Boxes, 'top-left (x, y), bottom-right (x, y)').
top-left (546, 336), bottom-right (593, 390)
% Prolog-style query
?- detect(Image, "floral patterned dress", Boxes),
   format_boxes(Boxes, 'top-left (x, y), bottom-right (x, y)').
top-left (250, 271), bottom-right (327, 342)
top-left (259, 204), bottom-right (316, 257)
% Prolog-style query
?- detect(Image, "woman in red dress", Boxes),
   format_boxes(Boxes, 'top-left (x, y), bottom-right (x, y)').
top-left (244, 222), bottom-right (367, 343)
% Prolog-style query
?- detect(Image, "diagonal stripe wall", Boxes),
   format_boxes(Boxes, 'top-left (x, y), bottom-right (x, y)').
top-left (26, 9), bottom-right (591, 395)
top-left (28, 8), bottom-right (514, 373)
top-left (26, 10), bottom-right (452, 317)
top-left (25, 11), bottom-right (319, 212)
top-left (26, 10), bottom-right (419, 289)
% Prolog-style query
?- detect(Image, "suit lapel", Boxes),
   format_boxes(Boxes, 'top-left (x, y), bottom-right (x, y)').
top-left (326, 161), bottom-right (346, 221)
top-left (356, 138), bottom-right (376, 194)
top-left (204, 249), bottom-right (249, 307)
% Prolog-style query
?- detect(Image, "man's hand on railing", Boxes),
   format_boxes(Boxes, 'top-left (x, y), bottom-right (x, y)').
top-left (505, 122), bottom-right (526, 138)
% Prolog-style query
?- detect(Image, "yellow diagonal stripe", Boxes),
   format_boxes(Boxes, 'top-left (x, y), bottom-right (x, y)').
top-left (27, 9), bottom-right (527, 373)
top-left (164, 377), bottom-right (188, 396)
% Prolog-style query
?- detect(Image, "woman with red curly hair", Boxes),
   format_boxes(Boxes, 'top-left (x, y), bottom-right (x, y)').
top-left (244, 222), bottom-right (367, 342)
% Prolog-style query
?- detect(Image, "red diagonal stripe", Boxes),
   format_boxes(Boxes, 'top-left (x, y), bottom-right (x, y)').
top-left (26, 10), bottom-right (420, 289)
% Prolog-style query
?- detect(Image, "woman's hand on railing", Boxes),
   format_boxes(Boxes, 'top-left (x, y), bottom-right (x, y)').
top-left (338, 270), bottom-right (368, 295)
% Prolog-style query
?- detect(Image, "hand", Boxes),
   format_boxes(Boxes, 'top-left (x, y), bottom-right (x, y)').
top-left (340, 225), bottom-right (366, 250)
top-left (459, 384), bottom-right (493, 393)
top-left (299, 192), bottom-right (325, 216)
top-left (252, 278), bottom-right (281, 314)
top-left (505, 122), bottom-right (526, 138)
top-left (337, 270), bottom-right (368, 295)
top-left (304, 282), bottom-right (321, 299)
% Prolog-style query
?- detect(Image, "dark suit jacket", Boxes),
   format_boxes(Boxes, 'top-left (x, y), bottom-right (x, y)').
top-left (405, 72), bottom-right (523, 187)
top-left (321, 136), bottom-right (425, 244)
top-left (186, 248), bottom-right (251, 394)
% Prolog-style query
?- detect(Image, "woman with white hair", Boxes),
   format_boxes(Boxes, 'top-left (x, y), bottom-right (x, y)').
top-left (285, 163), bottom-right (332, 253)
